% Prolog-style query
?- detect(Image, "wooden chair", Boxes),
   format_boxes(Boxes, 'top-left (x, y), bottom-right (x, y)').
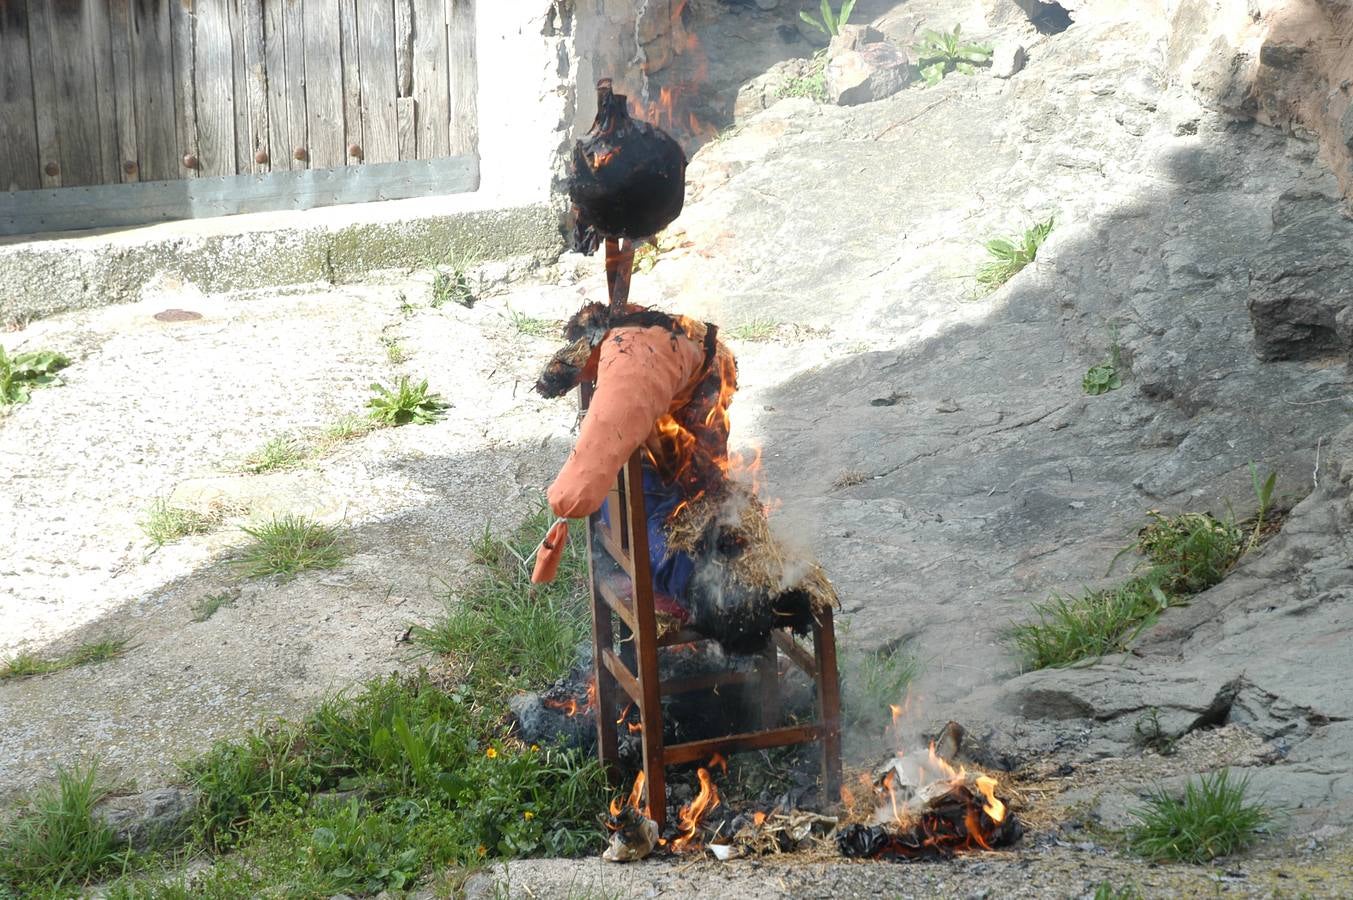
top-left (584, 417), bottom-right (843, 832)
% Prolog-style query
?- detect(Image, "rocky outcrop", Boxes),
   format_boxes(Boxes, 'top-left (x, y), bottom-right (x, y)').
top-left (92, 787), bottom-right (199, 851)
top-left (1168, 0), bottom-right (1353, 203)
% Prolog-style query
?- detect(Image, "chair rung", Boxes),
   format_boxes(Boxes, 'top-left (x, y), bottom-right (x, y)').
top-left (663, 724), bottom-right (829, 766)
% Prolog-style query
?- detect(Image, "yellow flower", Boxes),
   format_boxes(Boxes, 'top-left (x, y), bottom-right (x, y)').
top-left (523, 810), bottom-right (535, 821)
top-left (485, 747), bottom-right (498, 759)
top-left (530, 744), bottom-right (540, 753)
top-left (477, 845), bottom-right (488, 857)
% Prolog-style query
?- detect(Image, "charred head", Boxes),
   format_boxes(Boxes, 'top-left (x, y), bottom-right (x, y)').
top-left (569, 79), bottom-right (688, 254)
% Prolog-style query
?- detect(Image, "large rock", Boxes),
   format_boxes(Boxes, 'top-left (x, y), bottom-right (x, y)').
top-left (93, 786), bottom-right (199, 851)
top-left (825, 42), bottom-right (914, 106)
top-left (1247, 188), bottom-right (1353, 361)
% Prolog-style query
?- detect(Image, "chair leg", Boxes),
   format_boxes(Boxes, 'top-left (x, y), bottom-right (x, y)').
top-left (586, 516), bottom-right (621, 788)
top-left (813, 607), bottom-right (843, 808)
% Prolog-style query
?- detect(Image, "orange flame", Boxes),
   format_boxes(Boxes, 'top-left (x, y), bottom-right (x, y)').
top-left (608, 770), bottom-right (648, 823)
top-left (672, 757), bottom-right (723, 852)
top-left (544, 679), bottom-right (597, 718)
top-left (975, 775), bottom-right (1006, 823)
top-left (753, 811), bottom-right (767, 827)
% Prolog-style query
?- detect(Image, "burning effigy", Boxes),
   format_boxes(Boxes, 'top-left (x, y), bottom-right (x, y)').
top-left (531, 79), bottom-right (838, 657)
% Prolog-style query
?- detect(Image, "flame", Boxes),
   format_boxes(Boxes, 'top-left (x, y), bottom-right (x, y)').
top-left (753, 811), bottom-right (767, 827)
top-left (609, 770), bottom-right (649, 823)
top-left (975, 775), bottom-right (1006, 823)
top-left (544, 679), bottom-right (597, 718)
top-left (589, 147), bottom-right (620, 170)
top-left (671, 757), bottom-right (724, 852)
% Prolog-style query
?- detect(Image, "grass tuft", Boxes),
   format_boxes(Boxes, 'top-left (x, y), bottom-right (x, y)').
top-left (1, 637), bottom-right (131, 681)
top-left (842, 646), bottom-right (921, 731)
top-left (777, 50), bottom-right (828, 102)
top-left (414, 502), bottom-right (591, 698)
top-left (508, 309), bottom-right (563, 340)
top-left (976, 217), bottom-right (1053, 292)
top-left (235, 515), bottom-right (347, 580)
top-left (320, 414), bottom-right (374, 445)
top-left (140, 499), bottom-right (220, 545)
top-left (1128, 769), bottom-right (1271, 863)
top-left (1011, 576), bottom-right (1168, 670)
top-left (243, 435), bottom-right (306, 474)
top-left (727, 318), bottom-right (781, 343)
top-left (366, 376), bottom-right (447, 427)
top-left (1092, 884), bottom-right (1141, 900)
top-left (0, 763), bottom-right (127, 892)
top-left (191, 592), bottom-right (237, 623)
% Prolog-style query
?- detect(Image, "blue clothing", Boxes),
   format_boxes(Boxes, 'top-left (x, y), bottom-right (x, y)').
top-left (600, 462), bottom-right (695, 603)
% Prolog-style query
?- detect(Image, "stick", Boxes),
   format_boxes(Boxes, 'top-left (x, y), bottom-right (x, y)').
top-left (605, 237), bottom-right (636, 312)
top-left (1314, 437), bottom-right (1322, 490)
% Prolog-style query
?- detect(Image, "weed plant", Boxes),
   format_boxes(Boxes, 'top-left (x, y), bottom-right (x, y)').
top-left (243, 435), bottom-right (306, 474)
top-left (799, 0), bottom-right (856, 37)
top-left (191, 593), bottom-right (237, 623)
top-left (842, 646), bottom-right (920, 731)
top-left (976, 217), bottom-right (1053, 291)
top-left (235, 515), bottom-right (346, 580)
top-left (1128, 769), bottom-right (1270, 862)
top-left (914, 25), bottom-right (993, 86)
top-left (778, 50), bottom-right (828, 102)
top-left (414, 503), bottom-right (591, 698)
top-left (140, 499), bottom-right (220, 546)
top-left (1011, 467), bottom-right (1277, 669)
top-left (0, 764), bottom-right (127, 893)
top-left (728, 318), bottom-right (780, 343)
top-left (0, 346), bottom-right (69, 406)
top-left (366, 376), bottom-right (447, 426)
top-left (508, 309), bottom-right (562, 339)
top-left (1, 638), bottom-right (130, 681)
top-left (1092, 884), bottom-right (1141, 900)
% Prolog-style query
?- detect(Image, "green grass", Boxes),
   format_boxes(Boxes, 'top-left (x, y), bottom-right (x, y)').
top-left (235, 515), bottom-right (347, 580)
top-left (508, 309), bottom-right (562, 340)
top-left (320, 413), bottom-right (373, 445)
top-left (414, 502), bottom-right (591, 698)
top-left (140, 499), bottom-right (221, 546)
top-left (243, 435), bottom-right (306, 474)
top-left (0, 346), bottom-right (69, 406)
top-left (727, 317), bottom-right (781, 343)
top-left (381, 334), bottom-right (408, 364)
top-left (1011, 576), bottom-right (1168, 670)
top-left (1092, 883), bottom-right (1141, 900)
top-left (799, 0), bottom-right (856, 37)
top-left (777, 50), bottom-right (828, 103)
top-left (191, 592), bottom-right (237, 623)
top-left (431, 268), bottom-right (476, 309)
top-left (1128, 769), bottom-right (1271, 863)
top-left (1, 637), bottom-right (131, 681)
top-left (0, 763), bottom-right (129, 894)
top-left (366, 376), bottom-right (447, 426)
top-left (1010, 474), bottom-right (1272, 670)
top-left (976, 217), bottom-right (1054, 292)
top-left (913, 25), bottom-right (993, 86)
top-left (842, 645), bottom-right (921, 731)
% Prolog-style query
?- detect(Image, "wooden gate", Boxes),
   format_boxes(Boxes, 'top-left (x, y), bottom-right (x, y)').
top-left (0, 0), bottom-right (478, 233)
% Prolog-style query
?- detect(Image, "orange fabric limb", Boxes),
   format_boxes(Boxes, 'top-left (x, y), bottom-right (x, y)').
top-left (546, 325), bottom-right (705, 521)
top-left (531, 519), bottom-right (570, 585)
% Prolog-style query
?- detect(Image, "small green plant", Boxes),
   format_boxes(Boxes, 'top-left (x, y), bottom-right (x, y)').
top-left (1083, 362), bottom-right (1121, 395)
top-left (322, 414), bottom-right (373, 444)
top-left (728, 318), bottom-right (781, 342)
top-left (366, 376), bottom-right (447, 426)
top-left (1133, 707), bottom-right (1177, 756)
top-left (1092, 884), bottom-right (1142, 900)
top-left (382, 335), bottom-right (408, 364)
top-left (1128, 769), bottom-right (1271, 863)
top-left (1137, 511), bottom-right (1242, 595)
top-left (842, 646), bottom-right (920, 730)
top-left (140, 499), bottom-right (221, 545)
top-left (244, 435), bottom-right (306, 474)
top-left (777, 50), bottom-right (828, 102)
top-left (977, 216), bottom-right (1053, 291)
top-left (508, 309), bottom-right (562, 339)
top-left (191, 592), bottom-right (237, 623)
top-left (799, 0), bottom-right (856, 37)
top-left (429, 253), bottom-right (478, 309)
top-left (0, 763), bottom-right (127, 892)
top-left (307, 799), bottom-right (422, 894)
top-left (414, 503), bottom-right (591, 698)
top-left (235, 515), bottom-right (347, 580)
top-left (1011, 576), bottom-right (1169, 670)
top-left (1246, 462), bottom-right (1278, 553)
top-left (0, 346), bottom-right (70, 406)
top-left (1, 637), bottom-right (131, 680)
top-left (913, 25), bottom-right (993, 86)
